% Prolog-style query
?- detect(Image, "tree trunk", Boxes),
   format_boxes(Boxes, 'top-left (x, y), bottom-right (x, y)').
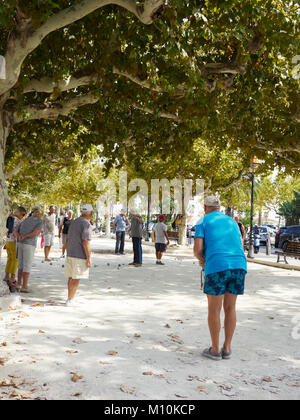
top-left (0, 111), bottom-right (12, 296)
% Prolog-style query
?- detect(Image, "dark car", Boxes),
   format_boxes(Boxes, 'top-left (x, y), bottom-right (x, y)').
top-left (278, 225), bottom-right (300, 249)
top-left (275, 227), bottom-right (287, 248)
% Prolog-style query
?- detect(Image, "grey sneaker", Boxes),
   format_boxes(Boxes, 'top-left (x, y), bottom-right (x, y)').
top-left (202, 347), bottom-right (222, 361)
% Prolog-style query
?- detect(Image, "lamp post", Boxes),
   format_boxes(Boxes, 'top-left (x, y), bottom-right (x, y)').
top-left (247, 158), bottom-right (260, 259)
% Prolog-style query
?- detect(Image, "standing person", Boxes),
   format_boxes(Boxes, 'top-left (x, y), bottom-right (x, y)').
top-left (153, 215), bottom-right (169, 265)
top-left (128, 209), bottom-right (144, 267)
top-left (113, 209), bottom-right (129, 255)
top-left (15, 208), bottom-right (43, 293)
top-left (65, 204), bottom-right (93, 307)
top-left (43, 205), bottom-right (56, 262)
top-left (194, 196), bottom-right (247, 361)
top-left (3, 207), bottom-right (26, 291)
top-left (58, 210), bottom-right (74, 258)
top-left (234, 216), bottom-right (245, 250)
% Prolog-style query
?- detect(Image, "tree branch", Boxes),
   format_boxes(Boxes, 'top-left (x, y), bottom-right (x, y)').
top-left (132, 103), bottom-right (182, 122)
top-left (22, 72), bottom-right (99, 94)
top-left (13, 92), bottom-right (99, 124)
top-left (0, 0), bottom-right (166, 96)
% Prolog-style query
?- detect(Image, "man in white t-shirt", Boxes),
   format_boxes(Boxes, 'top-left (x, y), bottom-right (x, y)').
top-left (43, 205), bottom-right (56, 261)
top-left (153, 215), bottom-right (169, 265)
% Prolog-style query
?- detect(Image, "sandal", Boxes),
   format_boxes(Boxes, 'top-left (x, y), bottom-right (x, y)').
top-left (202, 347), bottom-right (222, 361)
top-left (20, 288), bottom-right (31, 293)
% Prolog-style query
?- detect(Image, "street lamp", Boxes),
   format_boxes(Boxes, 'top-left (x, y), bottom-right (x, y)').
top-left (247, 157), bottom-right (260, 259)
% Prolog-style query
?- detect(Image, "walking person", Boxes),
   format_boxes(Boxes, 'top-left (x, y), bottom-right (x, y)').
top-left (194, 196), bottom-right (247, 361)
top-left (43, 205), bottom-right (56, 261)
top-left (128, 209), bottom-right (144, 267)
top-left (3, 207), bottom-right (26, 292)
top-left (15, 208), bottom-right (43, 293)
top-left (65, 204), bottom-right (93, 307)
top-left (58, 209), bottom-right (74, 258)
top-left (153, 215), bottom-right (169, 265)
top-left (113, 209), bottom-right (129, 255)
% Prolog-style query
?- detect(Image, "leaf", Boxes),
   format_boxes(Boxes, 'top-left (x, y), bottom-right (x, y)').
top-left (0, 358), bottom-right (8, 366)
top-left (143, 371), bottom-right (153, 376)
top-left (38, 330), bottom-right (45, 334)
top-left (197, 385), bottom-right (206, 392)
top-left (71, 373), bottom-right (83, 382)
top-left (66, 350), bottom-right (79, 354)
top-left (262, 377), bottom-right (272, 383)
top-left (32, 302), bottom-right (42, 307)
top-left (107, 350), bottom-right (118, 356)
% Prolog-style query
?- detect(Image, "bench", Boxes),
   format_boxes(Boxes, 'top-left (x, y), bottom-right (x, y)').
top-left (275, 241), bottom-right (300, 264)
top-left (167, 231), bottom-right (179, 243)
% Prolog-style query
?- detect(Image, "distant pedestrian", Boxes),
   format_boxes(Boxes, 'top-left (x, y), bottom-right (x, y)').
top-left (113, 209), bottom-right (129, 255)
top-left (3, 207), bottom-right (26, 291)
top-left (43, 205), bottom-right (56, 261)
top-left (16, 208), bottom-right (43, 293)
top-left (194, 196), bottom-right (247, 361)
top-left (153, 215), bottom-right (169, 265)
top-left (65, 204), bottom-right (93, 307)
top-left (128, 209), bottom-right (144, 267)
top-left (234, 217), bottom-right (245, 240)
top-left (59, 210), bottom-right (74, 258)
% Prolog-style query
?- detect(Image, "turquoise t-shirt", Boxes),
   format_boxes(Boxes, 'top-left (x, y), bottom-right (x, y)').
top-left (194, 211), bottom-right (247, 276)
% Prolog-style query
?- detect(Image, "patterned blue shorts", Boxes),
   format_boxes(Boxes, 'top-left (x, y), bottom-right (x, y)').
top-left (204, 269), bottom-right (246, 296)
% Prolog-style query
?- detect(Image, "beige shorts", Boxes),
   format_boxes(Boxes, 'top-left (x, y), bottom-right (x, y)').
top-left (65, 257), bottom-right (89, 280)
top-left (44, 233), bottom-right (54, 247)
top-left (62, 233), bottom-right (68, 246)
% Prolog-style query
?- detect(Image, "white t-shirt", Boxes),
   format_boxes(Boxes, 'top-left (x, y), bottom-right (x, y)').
top-left (153, 222), bottom-right (167, 244)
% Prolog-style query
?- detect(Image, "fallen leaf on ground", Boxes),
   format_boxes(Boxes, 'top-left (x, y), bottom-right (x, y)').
top-left (143, 371), bottom-right (153, 376)
top-left (197, 386), bottom-right (206, 392)
top-left (66, 350), bottom-right (79, 354)
top-left (263, 377), bottom-right (272, 383)
top-left (38, 330), bottom-right (45, 334)
top-left (73, 393), bottom-right (82, 397)
top-left (71, 373), bottom-right (83, 382)
top-left (120, 384), bottom-right (136, 395)
top-left (1, 342), bottom-right (7, 346)
top-left (164, 324), bottom-right (171, 328)
top-left (32, 302), bottom-right (42, 307)
top-left (72, 338), bottom-right (86, 345)
top-left (134, 334), bottom-right (141, 338)
top-left (107, 350), bottom-right (118, 356)
top-left (19, 313), bottom-right (29, 318)
top-left (0, 358), bottom-right (8, 366)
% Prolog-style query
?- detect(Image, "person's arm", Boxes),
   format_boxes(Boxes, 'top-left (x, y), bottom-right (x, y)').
top-left (194, 237), bottom-right (205, 267)
top-left (58, 218), bottom-right (64, 238)
top-left (164, 231), bottom-right (170, 246)
top-left (82, 239), bottom-right (92, 268)
top-left (19, 228), bottom-right (42, 242)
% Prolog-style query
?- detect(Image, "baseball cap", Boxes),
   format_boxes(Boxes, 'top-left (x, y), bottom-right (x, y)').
top-left (81, 204), bottom-right (94, 213)
top-left (158, 214), bottom-right (165, 222)
top-left (204, 195), bottom-right (221, 207)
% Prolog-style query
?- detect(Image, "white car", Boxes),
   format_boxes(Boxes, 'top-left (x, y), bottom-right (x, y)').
top-left (258, 226), bottom-right (275, 245)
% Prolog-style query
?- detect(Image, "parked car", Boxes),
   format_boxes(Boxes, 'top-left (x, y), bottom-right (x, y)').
top-left (275, 227), bottom-right (287, 248)
top-left (258, 226), bottom-right (275, 246)
top-left (278, 225), bottom-right (300, 249)
top-left (186, 225), bottom-right (195, 238)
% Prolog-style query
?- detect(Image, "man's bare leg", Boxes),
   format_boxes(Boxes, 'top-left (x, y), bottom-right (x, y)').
top-left (21, 273), bottom-right (30, 290)
top-left (68, 278), bottom-right (80, 300)
top-left (223, 293), bottom-right (238, 353)
top-left (207, 294), bottom-right (224, 354)
top-left (44, 246), bottom-right (51, 261)
top-left (17, 269), bottom-right (23, 289)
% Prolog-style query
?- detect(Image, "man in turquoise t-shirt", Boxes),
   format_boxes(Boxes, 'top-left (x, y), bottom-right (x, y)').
top-left (194, 196), bottom-right (247, 362)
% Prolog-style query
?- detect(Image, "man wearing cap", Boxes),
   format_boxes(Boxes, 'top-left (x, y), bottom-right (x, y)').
top-left (65, 204), bottom-right (93, 306)
top-left (194, 196), bottom-right (247, 361)
top-left (153, 215), bottom-right (170, 265)
top-left (113, 209), bottom-right (129, 255)
top-left (128, 209), bottom-right (144, 267)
